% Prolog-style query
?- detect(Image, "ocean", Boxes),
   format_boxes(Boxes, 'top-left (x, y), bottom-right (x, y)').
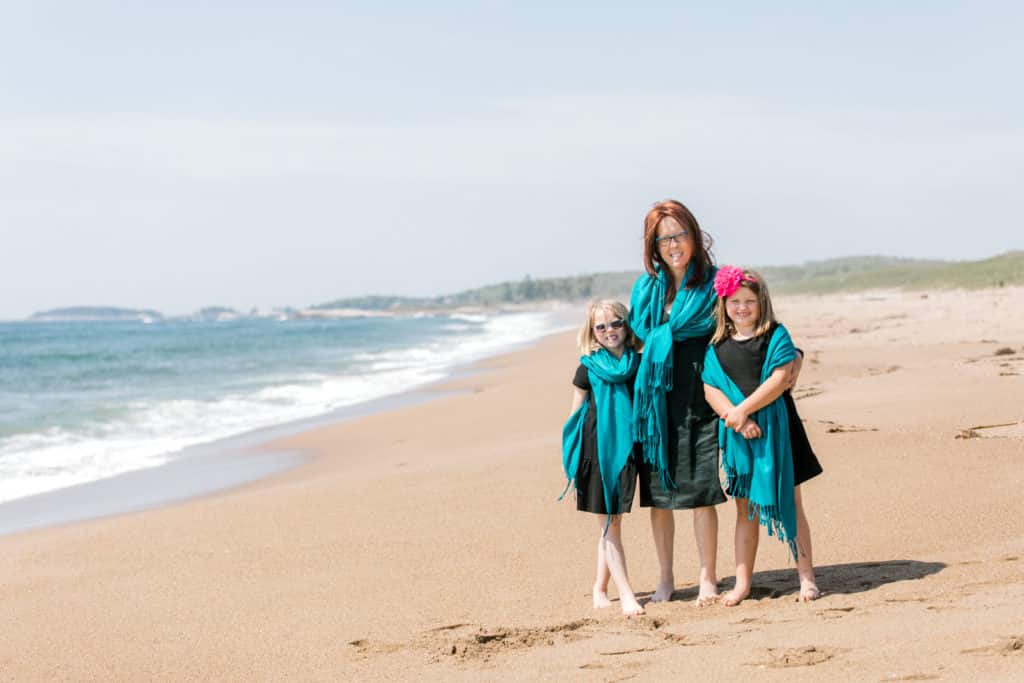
top-left (0, 309), bottom-right (571, 504)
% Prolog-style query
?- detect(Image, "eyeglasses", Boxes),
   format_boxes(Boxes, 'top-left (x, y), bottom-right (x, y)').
top-left (655, 230), bottom-right (689, 247)
top-left (593, 319), bottom-right (625, 333)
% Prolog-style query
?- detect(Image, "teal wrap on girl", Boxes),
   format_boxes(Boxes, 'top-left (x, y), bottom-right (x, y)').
top-left (560, 348), bottom-right (640, 520)
top-left (629, 265), bottom-right (717, 490)
top-left (701, 324), bottom-right (798, 559)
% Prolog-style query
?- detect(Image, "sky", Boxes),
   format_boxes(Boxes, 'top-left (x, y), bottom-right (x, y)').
top-left (1, 1), bottom-right (1022, 318)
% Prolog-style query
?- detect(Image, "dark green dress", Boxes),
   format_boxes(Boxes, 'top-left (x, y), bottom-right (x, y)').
top-left (639, 335), bottom-right (727, 509)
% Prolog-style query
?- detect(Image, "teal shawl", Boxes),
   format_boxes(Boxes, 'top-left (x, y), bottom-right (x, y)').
top-left (629, 265), bottom-right (717, 489)
top-left (701, 324), bottom-right (798, 559)
top-left (561, 348), bottom-right (640, 520)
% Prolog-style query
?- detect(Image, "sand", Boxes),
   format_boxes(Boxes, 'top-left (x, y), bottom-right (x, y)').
top-left (1, 287), bottom-right (1022, 681)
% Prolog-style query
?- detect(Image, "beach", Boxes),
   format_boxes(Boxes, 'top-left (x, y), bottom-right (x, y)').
top-left (1, 288), bottom-right (1022, 681)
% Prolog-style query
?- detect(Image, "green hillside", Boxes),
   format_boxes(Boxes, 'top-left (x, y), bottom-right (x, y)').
top-left (764, 251), bottom-right (1024, 294)
top-left (314, 252), bottom-right (1024, 310)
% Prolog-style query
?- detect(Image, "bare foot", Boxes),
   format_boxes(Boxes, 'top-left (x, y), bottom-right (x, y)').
top-left (798, 578), bottom-right (820, 602)
top-left (651, 578), bottom-right (675, 603)
top-left (621, 598), bottom-right (646, 616)
top-left (593, 589), bottom-right (613, 609)
top-left (695, 578), bottom-right (720, 607)
top-left (720, 584), bottom-right (750, 607)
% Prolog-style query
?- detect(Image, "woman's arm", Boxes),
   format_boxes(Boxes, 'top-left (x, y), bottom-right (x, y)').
top-left (569, 386), bottom-right (589, 416)
top-left (785, 349), bottom-right (804, 389)
top-left (723, 361), bottom-right (793, 430)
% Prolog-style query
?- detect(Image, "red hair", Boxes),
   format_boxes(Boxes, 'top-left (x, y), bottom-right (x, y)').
top-left (641, 199), bottom-right (715, 302)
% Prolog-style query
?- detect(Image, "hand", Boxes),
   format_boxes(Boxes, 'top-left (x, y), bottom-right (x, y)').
top-left (739, 419), bottom-right (762, 440)
top-left (785, 354), bottom-right (804, 390)
top-left (724, 405), bottom-right (749, 431)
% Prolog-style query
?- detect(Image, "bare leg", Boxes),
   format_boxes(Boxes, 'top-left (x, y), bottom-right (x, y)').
top-left (722, 498), bottom-right (759, 606)
top-left (649, 507), bottom-right (675, 602)
top-left (601, 516), bottom-right (645, 615)
top-left (795, 487), bottom-right (820, 601)
top-left (693, 505), bottom-right (720, 605)
top-left (593, 517), bottom-right (612, 608)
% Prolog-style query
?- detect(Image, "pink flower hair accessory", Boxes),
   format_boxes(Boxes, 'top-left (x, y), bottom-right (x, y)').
top-left (714, 265), bottom-right (754, 298)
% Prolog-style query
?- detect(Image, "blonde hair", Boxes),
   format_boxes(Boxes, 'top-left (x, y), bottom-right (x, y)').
top-left (711, 269), bottom-right (777, 344)
top-left (576, 300), bottom-right (638, 355)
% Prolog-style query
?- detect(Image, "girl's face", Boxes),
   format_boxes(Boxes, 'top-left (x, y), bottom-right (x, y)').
top-left (655, 216), bottom-right (693, 275)
top-left (592, 307), bottom-right (626, 354)
top-left (725, 286), bottom-right (760, 331)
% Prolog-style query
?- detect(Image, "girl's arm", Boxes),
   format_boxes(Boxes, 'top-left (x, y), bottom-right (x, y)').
top-left (569, 386), bottom-right (589, 417)
top-left (706, 384), bottom-right (763, 439)
top-left (723, 361), bottom-right (793, 430)
top-left (703, 384), bottom-right (734, 418)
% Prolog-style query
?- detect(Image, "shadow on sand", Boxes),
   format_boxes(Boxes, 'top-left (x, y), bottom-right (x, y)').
top-left (644, 559), bottom-right (947, 602)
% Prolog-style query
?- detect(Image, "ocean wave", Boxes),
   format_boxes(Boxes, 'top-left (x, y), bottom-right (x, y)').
top-left (0, 364), bottom-right (442, 504)
top-left (0, 309), bottom-right (566, 504)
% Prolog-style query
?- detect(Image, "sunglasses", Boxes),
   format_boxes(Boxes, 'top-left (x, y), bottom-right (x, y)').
top-left (593, 319), bottom-right (625, 333)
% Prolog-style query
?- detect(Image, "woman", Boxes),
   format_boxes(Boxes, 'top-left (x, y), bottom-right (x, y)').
top-left (631, 200), bottom-right (804, 605)
top-left (630, 199), bottom-right (724, 605)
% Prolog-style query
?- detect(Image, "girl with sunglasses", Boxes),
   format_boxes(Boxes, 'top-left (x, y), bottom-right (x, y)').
top-left (561, 300), bottom-right (645, 616)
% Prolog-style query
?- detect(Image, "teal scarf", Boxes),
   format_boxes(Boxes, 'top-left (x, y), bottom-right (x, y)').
top-left (629, 265), bottom-right (717, 489)
top-left (701, 324), bottom-right (798, 559)
top-left (561, 347), bottom-right (640, 519)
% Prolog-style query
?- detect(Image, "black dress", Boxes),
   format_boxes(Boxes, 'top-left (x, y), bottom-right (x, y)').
top-left (713, 324), bottom-right (823, 486)
top-left (572, 364), bottom-right (638, 514)
top-left (638, 335), bottom-right (728, 509)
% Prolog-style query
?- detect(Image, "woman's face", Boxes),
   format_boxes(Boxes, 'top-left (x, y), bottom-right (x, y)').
top-left (655, 216), bottom-right (693, 275)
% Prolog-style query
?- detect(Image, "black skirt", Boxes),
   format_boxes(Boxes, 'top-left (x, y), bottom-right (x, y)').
top-left (784, 392), bottom-right (823, 486)
top-left (574, 405), bottom-right (638, 514)
top-left (638, 336), bottom-right (727, 509)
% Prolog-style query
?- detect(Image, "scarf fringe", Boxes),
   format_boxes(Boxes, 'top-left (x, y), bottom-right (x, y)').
top-left (632, 360), bottom-right (678, 490)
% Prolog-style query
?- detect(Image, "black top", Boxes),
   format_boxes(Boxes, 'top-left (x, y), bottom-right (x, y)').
top-left (714, 330), bottom-right (772, 397)
top-left (668, 335), bottom-right (716, 422)
top-left (572, 364), bottom-right (636, 399)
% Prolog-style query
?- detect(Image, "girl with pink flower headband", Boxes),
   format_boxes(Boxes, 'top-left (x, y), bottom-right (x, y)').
top-left (702, 266), bottom-right (824, 605)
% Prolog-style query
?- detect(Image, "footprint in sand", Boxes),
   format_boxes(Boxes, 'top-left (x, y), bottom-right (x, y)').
top-left (821, 420), bottom-right (879, 434)
top-left (961, 636), bottom-right (1024, 656)
top-left (793, 385), bottom-right (825, 401)
top-left (749, 645), bottom-right (840, 668)
top-left (345, 638), bottom-right (404, 659)
top-left (955, 422), bottom-right (1024, 439)
top-left (439, 619), bottom-right (596, 661)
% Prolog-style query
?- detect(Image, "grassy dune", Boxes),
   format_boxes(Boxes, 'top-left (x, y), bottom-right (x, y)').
top-left (762, 251), bottom-right (1024, 294)
top-left (316, 252), bottom-right (1024, 310)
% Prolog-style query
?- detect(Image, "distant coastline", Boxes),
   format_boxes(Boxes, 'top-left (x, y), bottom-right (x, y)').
top-left (24, 251), bottom-right (1024, 321)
